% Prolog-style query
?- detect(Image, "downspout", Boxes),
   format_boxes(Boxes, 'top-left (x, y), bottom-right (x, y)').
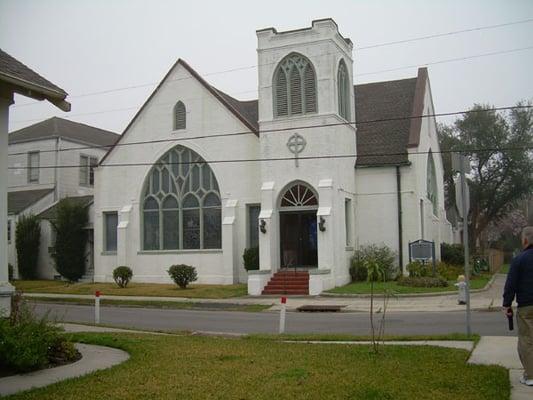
top-left (396, 166), bottom-right (404, 274)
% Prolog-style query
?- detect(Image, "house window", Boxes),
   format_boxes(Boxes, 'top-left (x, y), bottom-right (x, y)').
top-left (427, 151), bottom-right (438, 216)
top-left (7, 219), bottom-right (11, 244)
top-left (104, 212), bottom-right (118, 252)
top-left (80, 155), bottom-right (98, 186)
top-left (28, 151), bottom-right (39, 183)
top-left (338, 60), bottom-right (350, 120)
top-left (273, 53), bottom-right (317, 117)
top-left (174, 101), bottom-right (186, 130)
top-left (141, 145), bottom-right (221, 250)
top-left (345, 198), bottom-right (353, 246)
top-left (247, 205), bottom-right (260, 248)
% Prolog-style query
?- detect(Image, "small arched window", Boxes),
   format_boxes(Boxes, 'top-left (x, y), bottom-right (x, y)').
top-left (427, 151), bottom-right (438, 216)
top-left (141, 145), bottom-right (221, 250)
top-left (273, 53), bottom-right (317, 117)
top-left (174, 101), bottom-right (186, 130)
top-left (337, 60), bottom-right (350, 120)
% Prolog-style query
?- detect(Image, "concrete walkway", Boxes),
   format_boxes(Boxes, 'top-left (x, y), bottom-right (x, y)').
top-left (24, 273), bottom-right (507, 313)
top-left (468, 336), bottom-right (532, 400)
top-left (0, 343), bottom-right (129, 397)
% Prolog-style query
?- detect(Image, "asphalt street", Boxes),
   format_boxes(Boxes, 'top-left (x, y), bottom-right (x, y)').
top-left (33, 302), bottom-right (516, 336)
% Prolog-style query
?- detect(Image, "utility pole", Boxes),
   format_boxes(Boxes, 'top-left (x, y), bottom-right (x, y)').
top-left (460, 155), bottom-right (471, 337)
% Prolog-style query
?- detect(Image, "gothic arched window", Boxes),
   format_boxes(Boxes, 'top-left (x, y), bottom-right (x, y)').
top-left (337, 60), bottom-right (350, 120)
top-left (427, 151), bottom-right (438, 216)
top-left (142, 146), bottom-right (221, 250)
top-left (273, 53), bottom-right (317, 117)
top-left (174, 101), bottom-right (186, 130)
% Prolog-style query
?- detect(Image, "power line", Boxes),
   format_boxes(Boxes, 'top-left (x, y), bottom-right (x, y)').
top-left (9, 145), bottom-right (533, 171)
top-left (356, 17), bottom-right (533, 50)
top-left (11, 44), bottom-right (533, 125)
top-left (11, 17), bottom-right (533, 109)
top-left (8, 105), bottom-right (532, 157)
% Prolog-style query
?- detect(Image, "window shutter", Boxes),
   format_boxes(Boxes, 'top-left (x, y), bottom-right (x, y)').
top-left (276, 69), bottom-right (288, 116)
top-left (338, 61), bottom-right (349, 120)
top-left (290, 67), bottom-right (302, 115)
top-left (175, 101), bottom-right (186, 130)
top-left (304, 64), bottom-right (316, 113)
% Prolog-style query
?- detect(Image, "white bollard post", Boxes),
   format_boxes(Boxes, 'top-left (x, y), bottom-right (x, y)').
top-left (279, 296), bottom-right (287, 334)
top-left (95, 290), bottom-right (101, 324)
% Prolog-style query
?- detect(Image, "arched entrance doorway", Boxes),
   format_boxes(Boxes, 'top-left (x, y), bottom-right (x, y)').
top-left (279, 182), bottom-right (318, 268)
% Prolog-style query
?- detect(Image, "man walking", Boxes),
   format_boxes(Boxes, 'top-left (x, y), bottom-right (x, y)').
top-left (503, 226), bottom-right (533, 386)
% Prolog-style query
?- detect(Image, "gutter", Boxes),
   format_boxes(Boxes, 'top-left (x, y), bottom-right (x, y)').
top-left (396, 166), bottom-right (404, 274)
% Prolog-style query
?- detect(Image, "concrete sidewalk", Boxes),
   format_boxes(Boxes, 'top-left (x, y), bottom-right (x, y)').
top-left (468, 336), bottom-right (531, 400)
top-left (24, 273), bottom-right (507, 313)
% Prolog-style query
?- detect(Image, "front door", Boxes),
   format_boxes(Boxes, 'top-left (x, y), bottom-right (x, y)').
top-left (279, 211), bottom-right (318, 268)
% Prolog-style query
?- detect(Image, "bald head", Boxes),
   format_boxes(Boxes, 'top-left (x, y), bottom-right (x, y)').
top-left (523, 226), bottom-right (533, 249)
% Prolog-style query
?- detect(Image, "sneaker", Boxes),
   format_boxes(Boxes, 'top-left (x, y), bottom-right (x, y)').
top-left (519, 375), bottom-right (533, 386)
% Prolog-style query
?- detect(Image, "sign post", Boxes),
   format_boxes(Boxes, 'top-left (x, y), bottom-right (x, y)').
top-left (279, 296), bottom-right (287, 334)
top-left (95, 290), bottom-right (101, 325)
top-left (454, 153), bottom-right (472, 337)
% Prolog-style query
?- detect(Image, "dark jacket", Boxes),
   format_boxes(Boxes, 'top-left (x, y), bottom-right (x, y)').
top-left (503, 245), bottom-right (533, 308)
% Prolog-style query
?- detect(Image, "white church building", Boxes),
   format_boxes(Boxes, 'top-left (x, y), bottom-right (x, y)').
top-left (94, 19), bottom-right (452, 295)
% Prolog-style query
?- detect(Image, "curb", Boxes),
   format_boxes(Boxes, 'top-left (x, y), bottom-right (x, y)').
top-left (320, 273), bottom-right (498, 299)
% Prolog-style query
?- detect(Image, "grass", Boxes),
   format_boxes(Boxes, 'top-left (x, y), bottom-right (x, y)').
top-left (13, 280), bottom-right (247, 299)
top-left (499, 264), bottom-right (510, 274)
top-left (8, 332), bottom-right (509, 400)
top-left (327, 274), bottom-right (492, 295)
top-left (26, 296), bottom-right (271, 312)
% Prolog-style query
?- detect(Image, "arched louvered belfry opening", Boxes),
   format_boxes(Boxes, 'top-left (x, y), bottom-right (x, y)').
top-left (273, 53), bottom-right (317, 117)
top-left (278, 182), bottom-right (318, 268)
top-left (174, 101), bottom-right (186, 130)
top-left (141, 145), bottom-right (221, 250)
top-left (337, 59), bottom-right (350, 120)
top-left (427, 150), bottom-right (438, 216)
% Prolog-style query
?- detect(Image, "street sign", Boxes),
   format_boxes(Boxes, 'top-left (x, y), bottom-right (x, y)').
top-left (455, 177), bottom-right (470, 218)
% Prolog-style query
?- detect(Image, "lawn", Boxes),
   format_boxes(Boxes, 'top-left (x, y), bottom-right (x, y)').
top-left (13, 280), bottom-right (247, 299)
top-left (327, 274), bottom-right (492, 295)
top-left (8, 333), bottom-right (508, 400)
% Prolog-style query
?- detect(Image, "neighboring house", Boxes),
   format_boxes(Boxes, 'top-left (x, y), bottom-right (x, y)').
top-left (7, 117), bottom-right (119, 279)
top-left (95, 19), bottom-right (452, 295)
top-left (1, 48), bottom-right (70, 316)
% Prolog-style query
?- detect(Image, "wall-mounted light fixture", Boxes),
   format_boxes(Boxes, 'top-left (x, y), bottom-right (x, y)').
top-left (319, 216), bottom-right (326, 232)
top-left (260, 219), bottom-right (267, 234)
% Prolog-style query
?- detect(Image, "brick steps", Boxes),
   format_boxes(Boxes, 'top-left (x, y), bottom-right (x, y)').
top-left (262, 270), bottom-right (309, 295)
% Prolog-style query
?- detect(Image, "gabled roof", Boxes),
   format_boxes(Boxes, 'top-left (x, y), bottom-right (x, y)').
top-left (355, 67), bottom-right (427, 167)
top-left (8, 188), bottom-right (54, 215)
top-left (100, 59), bottom-right (259, 164)
top-left (9, 117), bottom-right (119, 147)
top-left (38, 195), bottom-right (94, 221)
top-left (0, 48), bottom-right (70, 111)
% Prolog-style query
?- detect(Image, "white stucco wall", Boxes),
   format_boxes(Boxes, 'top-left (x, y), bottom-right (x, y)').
top-left (94, 61), bottom-right (260, 284)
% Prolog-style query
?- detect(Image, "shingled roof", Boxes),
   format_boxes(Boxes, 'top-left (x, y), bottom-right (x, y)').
top-left (38, 195), bottom-right (94, 220)
top-left (0, 48), bottom-right (70, 111)
top-left (8, 188), bottom-right (54, 215)
top-left (9, 117), bottom-right (119, 147)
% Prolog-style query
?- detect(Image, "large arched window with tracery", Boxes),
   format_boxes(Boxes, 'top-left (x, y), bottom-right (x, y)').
top-left (142, 146), bottom-right (221, 250)
top-left (273, 53), bottom-right (317, 117)
top-left (427, 151), bottom-right (438, 216)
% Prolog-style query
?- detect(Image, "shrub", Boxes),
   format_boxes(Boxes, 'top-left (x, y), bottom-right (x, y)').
top-left (406, 261), bottom-right (432, 278)
top-left (113, 266), bottom-right (133, 288)
top-left (8, 263), bottom-right (14, 281)
top-left (397, 276), bottom-right (449, 288)
top-left (243, 247), bottom-right (259, 271)
top-left (350, 244), bottom-right (397, 282)
top-left (349, 259), bottom-right (368, 282)
top-left (436, 262), bottom-right (463, 281)
top-left (52, 198), bottom-right (88, 282)
top-left (168, 264), bottom-right (198, 289)
top-left (15, 214), bottom-right (41, 279)
top-left (0, 294), bottom-right (79, 373)
top-left (441, 243), bottom-right (464, 265)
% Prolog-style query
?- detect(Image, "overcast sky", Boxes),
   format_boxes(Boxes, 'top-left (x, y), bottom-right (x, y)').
top-left (1, 0), bottom-right (532, 134)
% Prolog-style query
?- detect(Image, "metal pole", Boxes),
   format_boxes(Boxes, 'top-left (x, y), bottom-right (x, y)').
top-left (279, 297), bottom-right (287, 334)
top-left (460, 155), bottom-right (472, 336)
top-left (95, 290), bottom-right (101, 325)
